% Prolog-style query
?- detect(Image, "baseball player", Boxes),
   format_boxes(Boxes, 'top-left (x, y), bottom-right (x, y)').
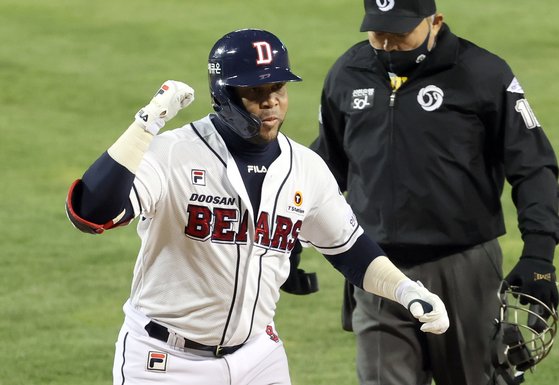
top-left (65, 29), bottom-right (449, 385)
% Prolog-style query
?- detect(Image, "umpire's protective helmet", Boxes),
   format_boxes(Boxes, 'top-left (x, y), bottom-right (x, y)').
top-left (491, 282), bottom-right (557, 384)
top-left (208, 29), bottom-right (301, 139)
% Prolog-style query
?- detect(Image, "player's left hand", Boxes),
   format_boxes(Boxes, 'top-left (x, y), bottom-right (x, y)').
top-left (505, 256), bottom-right (558, 310)
top-left (280, 241), bottom-right (319, 295)
top-left (397, 280), bottom-right (449, 334)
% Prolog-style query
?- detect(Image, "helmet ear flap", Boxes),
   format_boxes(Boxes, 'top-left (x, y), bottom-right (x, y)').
top-left (209, 81), bottom-right (262, 138)
top-left (210, 94), bottom-right (222, 111)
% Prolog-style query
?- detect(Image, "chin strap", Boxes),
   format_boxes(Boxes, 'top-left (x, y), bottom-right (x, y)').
top-left (490, 319), bottom-right (527, 385)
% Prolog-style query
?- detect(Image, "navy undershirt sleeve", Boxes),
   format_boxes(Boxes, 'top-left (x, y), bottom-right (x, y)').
top-left (77, 151), bottom-right (135, 224)
top-left (323, 233), bottom-right (386, 289)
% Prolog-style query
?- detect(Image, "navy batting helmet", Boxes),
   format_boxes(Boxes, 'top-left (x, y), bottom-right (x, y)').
top-left (208, 29), bottom-right (302, 139)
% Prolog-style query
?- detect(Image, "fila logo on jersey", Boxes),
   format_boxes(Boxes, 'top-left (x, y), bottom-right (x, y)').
top-left (192, 169), bottom-right (206, 186)
top-left (248, 165), bottom-right (267, 173)
top-left (146, 351), bottom-right (167, 372)
top-left (185, 204), bottom-right (301, 252)
top-left (253, 41), bottom-right (273, 65)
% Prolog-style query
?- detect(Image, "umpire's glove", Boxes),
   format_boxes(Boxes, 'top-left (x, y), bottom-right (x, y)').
top-left (505, 256), bottom-right (558, 310)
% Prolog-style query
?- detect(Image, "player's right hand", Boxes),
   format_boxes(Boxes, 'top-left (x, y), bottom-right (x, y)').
top-left (397, 280), bottom-right (450, 334)
top-left (135, 80), bottom-right (195, 135)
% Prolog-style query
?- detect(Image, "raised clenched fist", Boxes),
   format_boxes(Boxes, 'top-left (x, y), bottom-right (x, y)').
top-left (135, 80), bottom-right (195, 135)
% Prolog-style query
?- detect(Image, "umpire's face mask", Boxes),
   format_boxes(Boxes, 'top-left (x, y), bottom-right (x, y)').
top-left (373, 25), bottom-right (432, 76)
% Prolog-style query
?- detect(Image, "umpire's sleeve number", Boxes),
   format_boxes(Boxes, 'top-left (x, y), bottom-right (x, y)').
top-left (515, 98), bottom-right (541, 129)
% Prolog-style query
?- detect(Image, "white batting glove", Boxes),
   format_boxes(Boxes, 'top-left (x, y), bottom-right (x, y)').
top-left (135, 80), bottom-right (195, 135)
top-left (395, 280), bottom-right (450, 334)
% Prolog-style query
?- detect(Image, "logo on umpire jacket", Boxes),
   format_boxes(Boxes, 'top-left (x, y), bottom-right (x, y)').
top-left (417, 85), bottom-right (444, 111)
top-left (507, 77), bottom-right (524, 94)
top-left (351, 88), bottom-right (375, 110)
top-left (376, 0), bottom-right (395, 12)
top-left (147, 351), bottom-right (167, 372)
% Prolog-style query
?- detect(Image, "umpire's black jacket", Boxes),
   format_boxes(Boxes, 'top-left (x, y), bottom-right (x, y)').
top-left (312, 24), bottom-right (559, 262)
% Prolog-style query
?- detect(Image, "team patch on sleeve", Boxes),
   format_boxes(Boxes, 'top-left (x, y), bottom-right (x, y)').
top-left (506, 77), bottom-right (524, 94)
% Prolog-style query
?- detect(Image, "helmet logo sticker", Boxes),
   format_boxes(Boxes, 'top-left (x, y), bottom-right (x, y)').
top-left (376, 0), bottom-right (395, 12)
top-left (208, 62), bottom-right (221, 75)
top-left (417, 85), bottom-right (444, 112)
top-left (252, 41), bottom-right (273, 65)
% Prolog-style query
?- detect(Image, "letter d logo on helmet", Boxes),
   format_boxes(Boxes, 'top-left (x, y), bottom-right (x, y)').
top-left (208, 29), bottom-right (302, 139)
top-left (253, 41), bottom-right (273, 65)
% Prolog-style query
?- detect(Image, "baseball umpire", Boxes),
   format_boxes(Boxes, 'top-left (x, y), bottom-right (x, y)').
top-left (65, 29), bottom-right (449, 385)
top-left (311, 1), bottom-right (559, 384)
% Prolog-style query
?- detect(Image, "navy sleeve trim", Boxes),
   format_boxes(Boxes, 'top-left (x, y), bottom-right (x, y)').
top-left (323, 233), bottom-right (385, 289)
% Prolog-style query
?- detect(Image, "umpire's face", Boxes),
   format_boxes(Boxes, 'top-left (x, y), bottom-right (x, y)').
top-left (235, 82), bottom-right (288, 144)
top-left (368, 13), bottom-right (444, 52)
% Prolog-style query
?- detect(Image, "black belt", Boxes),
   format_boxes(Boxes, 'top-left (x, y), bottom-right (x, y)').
top-left (144, 321), bottom-right (243, 357)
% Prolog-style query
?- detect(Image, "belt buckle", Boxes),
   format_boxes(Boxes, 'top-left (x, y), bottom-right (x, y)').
top-left (166, 330), bottom-right (185, 349)
top-left (214, 345), bottom-right (223, 357)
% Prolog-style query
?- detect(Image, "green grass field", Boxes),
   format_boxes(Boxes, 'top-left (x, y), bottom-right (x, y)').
top-left (1, 0), bottom-right (558, 384)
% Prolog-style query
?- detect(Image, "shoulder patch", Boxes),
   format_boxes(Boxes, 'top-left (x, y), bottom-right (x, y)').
top-left (507, 77), bottom-right (524, 94)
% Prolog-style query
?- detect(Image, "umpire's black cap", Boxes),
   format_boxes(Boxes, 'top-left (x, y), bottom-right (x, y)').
top-left (360, 0), bottom-right (436, 33)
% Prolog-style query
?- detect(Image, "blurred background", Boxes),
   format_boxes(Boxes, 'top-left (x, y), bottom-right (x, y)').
top-left (0, 0), bottom-right (557, 383)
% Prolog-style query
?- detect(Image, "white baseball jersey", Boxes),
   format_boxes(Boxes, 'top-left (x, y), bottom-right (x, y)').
top-left (126, 115), bottom-right (363, 346)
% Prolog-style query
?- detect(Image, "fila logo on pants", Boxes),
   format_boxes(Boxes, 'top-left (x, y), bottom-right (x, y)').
top-left (147, 351), bottom-right (167, 372)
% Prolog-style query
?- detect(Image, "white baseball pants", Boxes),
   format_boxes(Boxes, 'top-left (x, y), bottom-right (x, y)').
top-left (112, 302), bottom-right (292, 385)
